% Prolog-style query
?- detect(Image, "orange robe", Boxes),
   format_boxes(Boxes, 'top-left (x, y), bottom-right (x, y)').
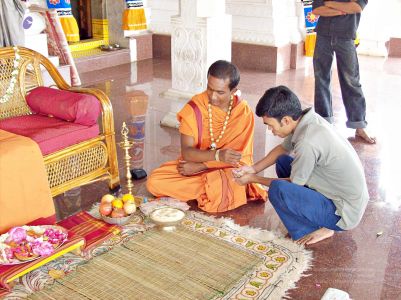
top-left (0, 130), bottom-right (55, 233)
top-left (146, 92), bottom-right (267, 212)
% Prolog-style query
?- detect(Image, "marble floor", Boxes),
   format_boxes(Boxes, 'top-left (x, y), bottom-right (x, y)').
top-left (54, 55), bottom-right (401, 300)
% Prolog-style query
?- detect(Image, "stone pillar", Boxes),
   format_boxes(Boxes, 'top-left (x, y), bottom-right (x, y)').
top-left (160, 0), bottom-right (231, 128)
top-left (92, 0), bottom-right (109, 42)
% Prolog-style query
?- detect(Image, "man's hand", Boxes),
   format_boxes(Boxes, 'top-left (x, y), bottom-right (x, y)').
top-left (177, 161), bottom-right (207, 176)
top-left (234, 173), bottom-right (256, 186)
top-left (232, 165), bottom-right (256, 178)
top-left (218, 149), bottom-right (242, 166)
top-left (312, 4), bottom-right (346, 16)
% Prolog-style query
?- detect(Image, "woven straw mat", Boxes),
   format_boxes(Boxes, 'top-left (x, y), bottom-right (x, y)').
top-left (28, 226), bottom-right (263, 300)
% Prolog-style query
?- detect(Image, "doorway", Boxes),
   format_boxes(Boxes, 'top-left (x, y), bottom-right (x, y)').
top-left (71, 0), bottom-right (92, 40)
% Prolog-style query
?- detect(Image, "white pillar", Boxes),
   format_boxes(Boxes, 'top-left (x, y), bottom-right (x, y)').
top-left (160, 0), bottom-right (231, 128)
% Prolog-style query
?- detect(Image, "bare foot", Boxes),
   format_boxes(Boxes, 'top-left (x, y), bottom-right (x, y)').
top-left (355, 128), bottom-right (376, 144)
top-left (296, 228), bottom-right (334, 245)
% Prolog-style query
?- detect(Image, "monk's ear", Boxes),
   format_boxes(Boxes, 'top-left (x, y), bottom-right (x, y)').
top-left (280, 116), bottom-right (291, 126)
top-left (230, 88), bottom-right (238, 96)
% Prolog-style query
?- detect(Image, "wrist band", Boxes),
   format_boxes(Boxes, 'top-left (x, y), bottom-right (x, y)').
top-left (215, 149), bottom-right (220, 161)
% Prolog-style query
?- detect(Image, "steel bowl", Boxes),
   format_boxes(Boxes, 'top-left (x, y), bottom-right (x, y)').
top-left (149, 207), bottom-right (186, 231)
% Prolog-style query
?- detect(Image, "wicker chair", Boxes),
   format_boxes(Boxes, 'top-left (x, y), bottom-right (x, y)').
top-left (0, 47), bottom-right (120, 196)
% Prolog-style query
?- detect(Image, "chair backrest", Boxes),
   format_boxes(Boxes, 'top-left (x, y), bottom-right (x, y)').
top-left (0, 47), bottom-right (46, 120)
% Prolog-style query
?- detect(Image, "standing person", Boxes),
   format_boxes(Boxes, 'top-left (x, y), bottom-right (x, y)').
top-left (312, 0), bottom-right (376, 144)
top-left (147, 60), bottom-right (267, 213)
top-left (234, 86), bottom-right (369, 245)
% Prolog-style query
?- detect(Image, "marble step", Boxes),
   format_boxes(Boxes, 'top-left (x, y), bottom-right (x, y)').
top-left (74, 48), bottom-right (131, 74)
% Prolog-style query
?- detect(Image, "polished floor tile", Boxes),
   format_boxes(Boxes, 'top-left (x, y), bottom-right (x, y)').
top-left (55, 55), bottom-right (401, 300)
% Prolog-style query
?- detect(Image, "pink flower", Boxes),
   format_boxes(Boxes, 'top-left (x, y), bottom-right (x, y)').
top-left (32, 241), bottom-right (54, 256)
top-left (44, 228), bottom-right (67, 245)
top-left (4, 248), bottom-right (14, 259)
top-left (6, 227), bottom-right (27, 243)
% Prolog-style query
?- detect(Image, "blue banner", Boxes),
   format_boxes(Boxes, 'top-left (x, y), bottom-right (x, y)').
top-left (46, 0), bottom-right (72, 10)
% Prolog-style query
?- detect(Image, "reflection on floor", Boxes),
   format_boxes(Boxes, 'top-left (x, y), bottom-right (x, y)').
top-left (54, 55), bottom-right (401, 300)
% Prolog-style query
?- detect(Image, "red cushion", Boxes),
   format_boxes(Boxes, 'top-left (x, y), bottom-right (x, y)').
top-left (26, 87), bottom-right (101, 126)
top-left (0, 115), bottom-right (100, 155)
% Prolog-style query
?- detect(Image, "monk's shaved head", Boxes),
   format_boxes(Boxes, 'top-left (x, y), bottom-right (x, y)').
top-left (207, 60), bottom-right (240, 91)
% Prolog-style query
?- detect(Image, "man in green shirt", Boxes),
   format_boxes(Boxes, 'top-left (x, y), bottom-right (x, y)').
top-left (234, 86), bottom-right (369, 245)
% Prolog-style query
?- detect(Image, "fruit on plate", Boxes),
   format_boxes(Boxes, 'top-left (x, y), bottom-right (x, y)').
top-left (101, 194), bottom-right (115, 204)
top-left (99, 203), bottom-right (113, 216)
top-left (122, 193), bottom-right (135, 203)
top-left (123, 201), bottom-right (136, 214)
top-left (111, 199), bottom-right (124, 209)
top-left (99, 194), bottom-right (139, 221)
top-left (111, 208), bottom-right (126, 218)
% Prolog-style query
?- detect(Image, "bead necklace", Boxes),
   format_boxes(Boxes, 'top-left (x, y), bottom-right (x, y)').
top-left (208, 97), bottom-right (234, 150)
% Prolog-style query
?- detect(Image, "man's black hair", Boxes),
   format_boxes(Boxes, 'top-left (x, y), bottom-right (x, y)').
top-left (255, 86), bottom-right (303, 122)
top-left (207, 60), bottom-right (240, 91)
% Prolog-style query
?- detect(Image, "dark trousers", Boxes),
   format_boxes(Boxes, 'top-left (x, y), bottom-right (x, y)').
top-left (268, 155), bottom-right (343, 240)
top-left (313, 35), bottom-right (367, 129)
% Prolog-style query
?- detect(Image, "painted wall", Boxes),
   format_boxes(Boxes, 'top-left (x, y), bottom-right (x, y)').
top-left (148, 0), bottom-right (303, 47)
top-left (148, 0), bottom-right (401, 56)
top-left (357, 0), bottom-right (400, 56)
top-left (385, 0), bottom-right (401, 38)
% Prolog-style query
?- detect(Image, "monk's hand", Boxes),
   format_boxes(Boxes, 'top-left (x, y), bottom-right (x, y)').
top-left (234, 173), bottom-right (255, 186)
top-left (232, 165), bottom-right (256, 178)
top-left (219, 149), bottom-right (242, 166)
top-left (177, 161), bottom-right (207, 176)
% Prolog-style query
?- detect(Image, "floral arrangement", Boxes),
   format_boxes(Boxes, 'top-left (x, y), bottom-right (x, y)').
top-left (0, 46), bottom-right (21, 104)
top-left (0, 226), bottom-right (68, 264)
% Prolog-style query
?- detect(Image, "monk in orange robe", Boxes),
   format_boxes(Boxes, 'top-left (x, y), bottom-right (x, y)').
top-left (146, 60), bottom-right (267, 212)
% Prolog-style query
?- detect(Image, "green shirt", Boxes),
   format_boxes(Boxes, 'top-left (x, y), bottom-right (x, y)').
top-left (282, 108), bottom-right (369, 230)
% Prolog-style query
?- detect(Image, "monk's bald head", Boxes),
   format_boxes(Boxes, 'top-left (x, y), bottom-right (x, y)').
top-left (207, 60), bottom-right (240, 91)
